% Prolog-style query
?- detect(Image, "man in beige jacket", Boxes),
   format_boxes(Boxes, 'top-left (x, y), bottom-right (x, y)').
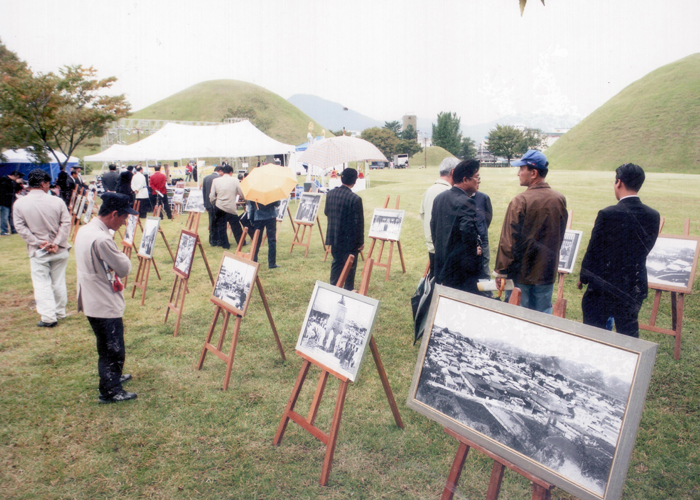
top-left (75, 193), bottom-right (138, 404)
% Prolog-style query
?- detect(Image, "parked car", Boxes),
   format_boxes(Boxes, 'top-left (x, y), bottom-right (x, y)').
top-left (369, 161), bottom-right (386, 169)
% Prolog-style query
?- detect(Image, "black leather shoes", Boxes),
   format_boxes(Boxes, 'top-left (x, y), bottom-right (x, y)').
top-left (120, 374), bottom-right (132, 384)
top-left (37, 321), bottom-right (57, 328)
top-left (98, 390), bottom-right (137, 404)
top-left (269, 264), bottom-right (279, 269)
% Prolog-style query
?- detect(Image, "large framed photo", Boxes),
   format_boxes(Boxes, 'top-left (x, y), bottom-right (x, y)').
top-left (72, 194), bottom-right (84, 215)
top-left (294, 193), bottom-right (322, 224)
top-left (122, 214), bottom-right (138, 247)
top-left (173, 230), bottom-right (198, 278)
top-left (646, 234), bottom-right (700, 293)
top-left (368, 208), bottom-right (405, 241)
top-left (558, 229), bottom-right (583, 274)
top-left (171, 188), bottom-right (185, 205)
top-left (138, 216), bottom-right (160, 258)
top-left (407, 286), bottom-right (657, 500)
top-left (185, 189), bottom-right (205, 213)
top-left (295, 282), bottom-right (379, 383)
top-left (83, 196), bottom-right (96, 224)
top-left (211, 252), bottom-right (259, 316)
top-left (276, 197), bottom-right (290, 222)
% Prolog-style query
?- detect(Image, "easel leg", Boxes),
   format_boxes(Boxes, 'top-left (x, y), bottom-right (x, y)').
top-left (174, 278), bottom-right (187, 337)
top-left (367, 238), bottom-right (377, 260)
top-left (289, 222), bottom-right (302, 253)
top-left (648, 290), bottom-right (662, 326)
top-left (273, 359), bottom-right (312, 446)
top-left (151, 256), bottom-right (162, 280)
top-left (396, 241), bottom-right (406, 273)
top-left (369, 337), bottom-right (403, 428)
top-left (140, 259), bottom-right (151, 306)
top-left (320, 380), bottom-right (349, 486)
top-left (164, 276), bottom-right (178, 323)
top-left (307, 371), bottom-right (329, 425)
top-left (256, 276), bottom-right (286, 360)
top-left (131, 257), bottom-right (143, 298)
top-left (674, 293), bottom-right (684, 360)
top-left (384, 241), bottom-right (394, 281)
top-left (197, 306), bottom-right (222, 370)
top-left (160, 230), bottom-right (175, 262)
top-left (223, 315), bottom-right (243, 391)
top-left (441, 441), bottom-right (470, 500)
top-left (197, 241), bottom-right (214, 285)
top-left (485, 462), bottom-right (506, 500)
top-left (304, 225), bottom-right (312, 258)
top-left (531, 484), bottom-right (552, 500)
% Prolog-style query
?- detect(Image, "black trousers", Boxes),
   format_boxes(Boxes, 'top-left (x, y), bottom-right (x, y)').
top-left (153, 193), bottom-right (172, 219)
top-left (214, 207), bottom-right (243, 249)
top-left (87, 316), bottom-right (125, 398)
top-left (253, 218), bottom-right (277, 267)
top-left (207, 207), bottom-right (218, 246)
top-left (136, 197), bottom-right (151, 218)
top-left (330, 249), bottom-right (358, 291)
top-left (582, 289), bottom-right (641, 337)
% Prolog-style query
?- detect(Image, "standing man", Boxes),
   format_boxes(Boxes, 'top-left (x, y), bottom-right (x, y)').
top-left (209, 164), bottom-right (245, 249)
top-left (578, 163), bottom-right (660, 337)
top-left (101, 164), bottom-right (120, 192)
top-left (131, 165), bottom-right (150, 217)
top-left (13, 169), bottom-right (71, 327)
top-left (75, 193), bottom-right (137, 403)
top-left (149, 165), bottom-right (172, 219)
top-left (202, 165), bottom-right (223, 246)
top-left (0, 170), bottom-right (22, 236)
top-left (71, 166), bottom-right (86, 189)
top-left (494, 150), bottom-right (567, 313)
top-left (472, 184), bottom-right (494, 283)
top-left (248, 199), bottom-right (280, 269)
top-left (57, 165), bottom-right (75, 207)
top-left (419, 157), bottom-right (458, 275)
top-left (325, 168), bottom-right (364, 291)
top-left (430, 160), bottom-right (483, 294)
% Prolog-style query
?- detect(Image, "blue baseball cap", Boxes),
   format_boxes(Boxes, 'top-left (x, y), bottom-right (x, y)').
top-left (512, 150), bottom-right (548, 171)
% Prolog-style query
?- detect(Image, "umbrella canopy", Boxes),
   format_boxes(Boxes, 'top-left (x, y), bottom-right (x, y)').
top-left (297, 136), bottom-right (387, 169)
top-left (240, 164), bottom-right (298, 206)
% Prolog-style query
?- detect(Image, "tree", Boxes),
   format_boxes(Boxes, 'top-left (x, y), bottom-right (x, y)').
top-left (395, 139), bottom-right (422, 158)
top-left (361, 127), bottom-right (399, 160)
top-left (0, 43), bottom-right (130, 168)
top-left (521, 128), bottom-right (546, 151)
top-left (487, 124), bottom-right (527, 165)
top-left (458, 136), bottom-right (477, 160)
top-left (432, 111), bottom-right (462, 156)
top-left (383, 120), bottom-right (401, 137)
top-left (400, 124), bottom-right (417, 141)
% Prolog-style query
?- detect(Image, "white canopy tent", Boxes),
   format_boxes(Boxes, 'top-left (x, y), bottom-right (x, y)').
top-left (85, 121), bottom-right (296, 162)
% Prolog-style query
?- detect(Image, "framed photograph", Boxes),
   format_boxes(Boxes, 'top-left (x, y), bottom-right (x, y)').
top-left (173, 230), bottom-right (198, 279)
top-left (295, 282), bottom-right (379, 383)
top-left (75, 196), bottom-right (87, 219)
top-left (294, 193), bottom-right (322, 224)
top-left (72, 194), bottom-right (84, 215)
top-left (368, 208), bottom-right (406, 241)
top-left (558, 229), bottom-right (583, 274)
top-left (138, 216), bottom-right (160, 258)
top-left (276, 197), bottom-right (290, 222)
top-left (171, 188), bottom-right (185, 205)
top-left (185, 189), bottom-right (205, 213)
top-left (211, 252), bottom-right (260, 316)
top-left (407, 286), bottom-right (657, 500)
top-left (83, 197), bottom-right (96, 224)
top-left (122, 214), bottom-right (138, 247)
top-left (646, 234), bottom-right (700, 293)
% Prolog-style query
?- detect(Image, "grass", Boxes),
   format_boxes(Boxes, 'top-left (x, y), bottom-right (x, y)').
top-left (1, 166), bottom-right (699, 499)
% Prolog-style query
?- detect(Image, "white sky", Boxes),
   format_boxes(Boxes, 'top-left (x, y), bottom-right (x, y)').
top-left (1, 1), bottom-right (698, 127)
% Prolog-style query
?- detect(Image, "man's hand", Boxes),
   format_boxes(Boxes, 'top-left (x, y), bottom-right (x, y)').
top-left (577, 280), bottom-right (583, 290)
top-left (358, 244), bottom-right (365, 252)
top-left (495, 277), bottom-right (503, 289)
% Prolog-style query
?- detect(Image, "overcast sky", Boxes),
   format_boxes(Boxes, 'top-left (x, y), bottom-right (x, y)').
top-left (1, 1), bottom-right (698, 127)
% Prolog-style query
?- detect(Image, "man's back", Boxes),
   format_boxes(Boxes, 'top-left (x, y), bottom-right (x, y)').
top-left (101, 171), bottom-right (119, 192)
top-left (325, 185), bottom-right (363, 252)
top-left (202, 172), bottom-right (219, 210)
top-left (14, 189), bottom-right (70, 256)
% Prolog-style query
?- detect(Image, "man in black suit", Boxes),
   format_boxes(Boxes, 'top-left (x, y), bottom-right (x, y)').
top-left (430, 160), bottom-right (483, 294)
top-left (325, 168), bottom-right (364, 291)
top-left (202, 165), bottom-right (223, 246)
top-left (101, 164), bottom-right (120, 192)
top-left (578, 163), bottom-right (660, 337)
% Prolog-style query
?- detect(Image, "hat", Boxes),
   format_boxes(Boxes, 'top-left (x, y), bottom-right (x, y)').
top-left (512, 150), bottom-right (548, 170)
top-left (101, 192), bottom-right (138, 216)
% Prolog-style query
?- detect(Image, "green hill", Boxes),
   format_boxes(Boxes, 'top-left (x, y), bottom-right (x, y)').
top-left (131, 80), bottom-right (328, 146)
top-left (546, 53), bottom-right (700, 174)
top-left (410, 146), bottom-right (454, 167)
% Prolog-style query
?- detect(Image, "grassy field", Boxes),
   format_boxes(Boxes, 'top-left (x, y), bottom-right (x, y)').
top-left (1, 166), bottom-right (699, 499)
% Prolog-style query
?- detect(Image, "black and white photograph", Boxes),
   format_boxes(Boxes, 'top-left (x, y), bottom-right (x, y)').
top-left (171, 188), bottom-right (185, 205)
top-left (123, 214), bottom-right (138, 246)
top-left (294, 193), bottom-right (322, 224)
top-left (185, 189), bottom-right (205, 213)
top-left (211, 253), bottom-right (259, 316)
top-left (295, 282), bottom-right (379, 382)
top-left (276, 197), bottom-right (290, 222)
top-left (559, 229), bottom-right (583, 274)
top-left (407, 287), bottom-right (658, 500)
top-left (83, 197), bottom-right (96, 224)
top-left (646, 235), bottom-right (699, 293)
top-left (173, 230), bottom-right (198, 278)
top-left (75, 196), bottom-right (87, 220)
top-left (72, 194), bottom-right (84, 215)
top-left (368, 208), bottom-right (405, 241)
top-left (138, 216), bottom-right (160, 258)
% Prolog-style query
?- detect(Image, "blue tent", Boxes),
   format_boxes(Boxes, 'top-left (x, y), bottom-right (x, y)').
top-left (0, 149), bottom-right (79, 182)
top-left (295, 136), bottom-right (326, 152)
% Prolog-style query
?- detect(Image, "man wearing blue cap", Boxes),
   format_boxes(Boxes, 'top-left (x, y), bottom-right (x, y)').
top-left (75, 193), bottom-right (138, 403)
top-left (494, 150), bottom-right (567, 313)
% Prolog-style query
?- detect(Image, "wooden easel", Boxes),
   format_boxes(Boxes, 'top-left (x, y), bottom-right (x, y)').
top-left (289, 216), bottom-right (327, 258)
top-left (152, 205), bottom-right (175, 262)
top-left (366, 195), bottom-right (406, 281)
top-left (273, 256), bottom-right (404, 486)
top-left (440, 428), bottom-right (554, 500)
top-left (133, 200), bottom-right (144, 231)
top-left (131, 254), bottom-right (152, 306)
top-left (196, 240), bottom-right (286, 390)
top-left (555, 210), bottom-right (574, 305)
top-left (67, 184), bottom-right (79, 212)
top-left (69, 188), bottom-right (86, 242)
top-left (640, 218), bottom-right (692, 360)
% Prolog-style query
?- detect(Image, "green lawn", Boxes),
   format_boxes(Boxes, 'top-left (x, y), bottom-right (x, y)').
top-left (1, 167), bottom-right (699, 499)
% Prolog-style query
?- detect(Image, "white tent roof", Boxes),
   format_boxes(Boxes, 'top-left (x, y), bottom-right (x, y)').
top-left (85, 121), bottom-right (296, 162)
top-left (2, 148), bottom-right (79, 164)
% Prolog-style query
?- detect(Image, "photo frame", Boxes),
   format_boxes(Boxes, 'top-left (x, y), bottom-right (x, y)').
top-left (122, 214), bottom-right (138, 247)
top-left (138, 216), bottom-right (160, 258)
top-left (368, 208), bottom-right (406, 241)
top-left (75, 196), bottom-right (87, 220)
top-left (185, 189), bottom-right (205, 213)
top-left (407, 285), bottom-right (657, 500)
top-left (211, 252), bottom-right (260, 316)
top-left (295, 281), bottom-right (380, 383)
top-left (646, 234), bottom-right (700, 293)
top-left (294, 193), bottom-right (322, 224)
top-left (173, 230), bottom-right (198, 279)
top-left (171, 187), bottom-right (185, 205)
top-left (276, 197), bottom-right (290, 222)
top-left (83, 197), bottom-right (96, 224)
top-left (558, 229), bottom-right (583, 274)
top-left (72, 194), bottom-right (84, 215)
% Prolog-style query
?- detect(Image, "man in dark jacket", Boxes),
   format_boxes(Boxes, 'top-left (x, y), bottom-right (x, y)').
top-left (430, 160), bottom-right (482, 294)
top-left (202, 165), bottom-right (223, 246)
top-left (101, 164), bottom-right (120, 192)
top-left (578, 163), bottom-right (660, 337)
top-left (325, 168), bottom-right (364, 291)
top-left (0, 171), bottom-right (23, 236)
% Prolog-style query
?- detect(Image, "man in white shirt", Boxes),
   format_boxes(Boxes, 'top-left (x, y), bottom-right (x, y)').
top-left (209, 165), bottom-right (245, 249)
top-left (130, 165), bottom-right (150, 217)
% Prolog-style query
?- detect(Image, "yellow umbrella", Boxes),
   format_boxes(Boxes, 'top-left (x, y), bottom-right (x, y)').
top-left (240, 163), bottom-right (298, 206)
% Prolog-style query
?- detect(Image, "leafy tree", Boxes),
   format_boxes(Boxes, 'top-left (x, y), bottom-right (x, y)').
top-left (458, 136), bottom-right (477, 159)
top-left (487, 124), bottom-right (526, 165)
top-left (521, 128), bottom-right (545, 150)
top-left (432, 111), bottom-right (462, 156)
top-left (361, 127), bottom-right (399, 160)
top-left (395, 139), bottom-right (422, 158)
top-left (383, 120), bottom-right (401, 137)
top-left (400, 124), bottom-right (417, 141)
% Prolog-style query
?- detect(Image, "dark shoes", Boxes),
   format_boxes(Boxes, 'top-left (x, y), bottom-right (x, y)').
top-left (269, 264), bottom-right (279, 269)
top-left (37, 321), bottom-right (57, 328)
top-left (99, 390), bottom-right (137, 404)
top-left (120, 374), bottom-right (132, 384)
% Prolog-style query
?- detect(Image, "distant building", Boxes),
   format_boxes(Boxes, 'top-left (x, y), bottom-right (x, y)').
top-left (402, 114), bottom-right (417, 132)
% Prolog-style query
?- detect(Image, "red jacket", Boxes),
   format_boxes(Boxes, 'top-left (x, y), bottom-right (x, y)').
top-left (149, 171), bottom-right (167, 195)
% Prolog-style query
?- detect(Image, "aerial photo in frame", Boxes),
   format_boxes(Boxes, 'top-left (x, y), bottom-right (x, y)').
top-left (138, 217), bottom-right (160, 258)
top-left (294, 193), bottom-right (322, 224)
top-left (368, 208), bottom-right (405, 241)
top-left (185, 189), bottom-right (205, 212)
top-left (408, 288), bottom-right (658, 500)
top-left (296, 282), bottom-right (379, 382)
top-left (646, 235), bottom-right (699, 293)
top-left (173, 230), bottom-right (197, 278)
top-left (211, 253), bottom-right (259, 316)
top-left (559, 229), bottom-right (583, 274)
top-left (123, 214), bottom-right (138, 246)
